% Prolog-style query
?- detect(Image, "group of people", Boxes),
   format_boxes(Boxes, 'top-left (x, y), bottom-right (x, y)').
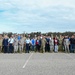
top-left (0, 34), bottom-right (75, 53)
top-left (62, 35), bottom-right (75, 53)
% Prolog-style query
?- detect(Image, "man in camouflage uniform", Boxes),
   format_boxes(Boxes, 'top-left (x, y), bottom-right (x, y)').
top-left (41, 36), bottom-right (46, 53)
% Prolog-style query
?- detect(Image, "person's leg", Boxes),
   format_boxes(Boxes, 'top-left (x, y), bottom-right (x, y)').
top-left (9, 44), bottom-right (11, 53)
top-left (11, 44), bottom-right (13, 53)
top-left (63, 45), bottom-right (65, 51)
top-left (55, 45), bottom-right (58, 52)
top-left (14, 46), bottom-right (16, 53)
top-left (50, 45), bottom-right (53, 52)
top-left (43, 46), bottom-right (45, 53)
top-left (70, 44), bottom-right (74, 53)
top-left (70, 44), bottom-right (73, 53)
top-left (19, 45), bottom-right (21, 53)
top-left (33, 45), bottom-right (35, 51)
top-left (65, 45), bottom-right (67, 53)
top-left (45, 44), bottom-right (47, 52)
top-left (23, 44), bottom-right (25, 52)
top-left (26, 44), bottom-right (29, 53)
top-left (56, 45), bottom-right (58, 52)
top-left (14, 46), bottom-right (18, 53)
top-left (52, 45), bottom-right (54, 52)
top-left (54, 45), bottom-right (56, 52)
top-left (16, 45), bottom-right (18, 52)
top-left (26, 44), bottom-right (27, 53)
top-left (27, 44), bottom-right (29, 53)
top-left (9, 44), bottom-right (13, 53)
top-left (29, 44), bottom-right (30, 51)
top-left (4, 46), bottom-right (7, 53)
top-left (20, 46), bottom-right (22, 53)
top-left (12, 45), bottom-right (14, 53)
top-left (73, 44), bottom-right (75, 53)
top-left (46, 44), bottom-right (48, 52)
top-left (6, 46), bottom-right (8, 53)
top-left (37, 45), bottom-right (40, 52)
top-left (74, 44), bottom-right (75, 53)
top-left (67, 45), bottom-right (70, 53)
top-left (48, 44), bottom-right (50, 52)
top-left (35, 45), bottom-right (38, 52)
top-left (50, 45), bottom-right (52, 52)
top-left (32, 45), bottom-right (34, 51)
top-left (36, 45), bottom-right (38, 52)
top-left (55, 45), bottom-right (57, 52)
top-left (22, 45), bottom-right (24, 52)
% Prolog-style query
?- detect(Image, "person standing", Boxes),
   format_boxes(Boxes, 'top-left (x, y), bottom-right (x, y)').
top-left (64, 36), bottom-right (70, 53)
top-left (18, 36), bottom-right (25, 53)
top-left (69, 35), bottom-right (75, 53)
top-left (54, 37), bottom-right (59, 53)
top-left (31, 37), bottom-right (36, 51)
top-left (8, 35), bottom-right (14, 53)
top-left (14, 35), bottom-right (18, 53)
top-left (50, 37), bottom-right (54, 52)
top-left (45, 36), bottom-right (50, 52)
top-left (2, 35), bottom-right (8, 53)
top-left (41, 36), bottom-right (46, 53)
top-left (25, 37), bottom-right (31, 53)
top-left (35, 37), bottom-right (41, 52)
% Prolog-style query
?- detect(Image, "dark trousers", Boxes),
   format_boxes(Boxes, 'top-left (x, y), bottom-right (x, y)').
top-left (70, 44), bottom-right (75, 53)
top-left (26, 44), bottom-right (29, 53)
top-left (9, 44), bottom-right (13, 53)
top-left (36, 44), bottom-right (40, 52)
top-left (45, 44), bottom-right (50, 52)
top-left (4, 46), bottom-right (8, 53)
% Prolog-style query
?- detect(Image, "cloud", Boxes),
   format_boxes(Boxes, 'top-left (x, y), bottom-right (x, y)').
top-left (0, 0), bottom-right (75, 33)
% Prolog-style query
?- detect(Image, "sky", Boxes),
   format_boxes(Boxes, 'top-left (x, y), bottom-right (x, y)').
top-left (0, 0), bottom-right (75, 33)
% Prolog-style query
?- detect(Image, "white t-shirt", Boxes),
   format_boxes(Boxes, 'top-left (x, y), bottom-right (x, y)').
top-left (25, 39), bottom-right (31, 44)
top-left (8, 38), bottom-right (14, 44)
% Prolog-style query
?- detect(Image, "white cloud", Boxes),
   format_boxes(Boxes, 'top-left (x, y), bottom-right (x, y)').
top-left (0, 0), bottom-right (75, 33)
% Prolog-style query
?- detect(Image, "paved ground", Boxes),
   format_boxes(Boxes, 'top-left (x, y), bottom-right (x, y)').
top-left (0, 52), bottom-right (75, 75)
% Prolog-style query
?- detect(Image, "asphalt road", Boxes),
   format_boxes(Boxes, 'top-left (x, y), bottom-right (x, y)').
top-left (0, 53), bottom-right (75, 75)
